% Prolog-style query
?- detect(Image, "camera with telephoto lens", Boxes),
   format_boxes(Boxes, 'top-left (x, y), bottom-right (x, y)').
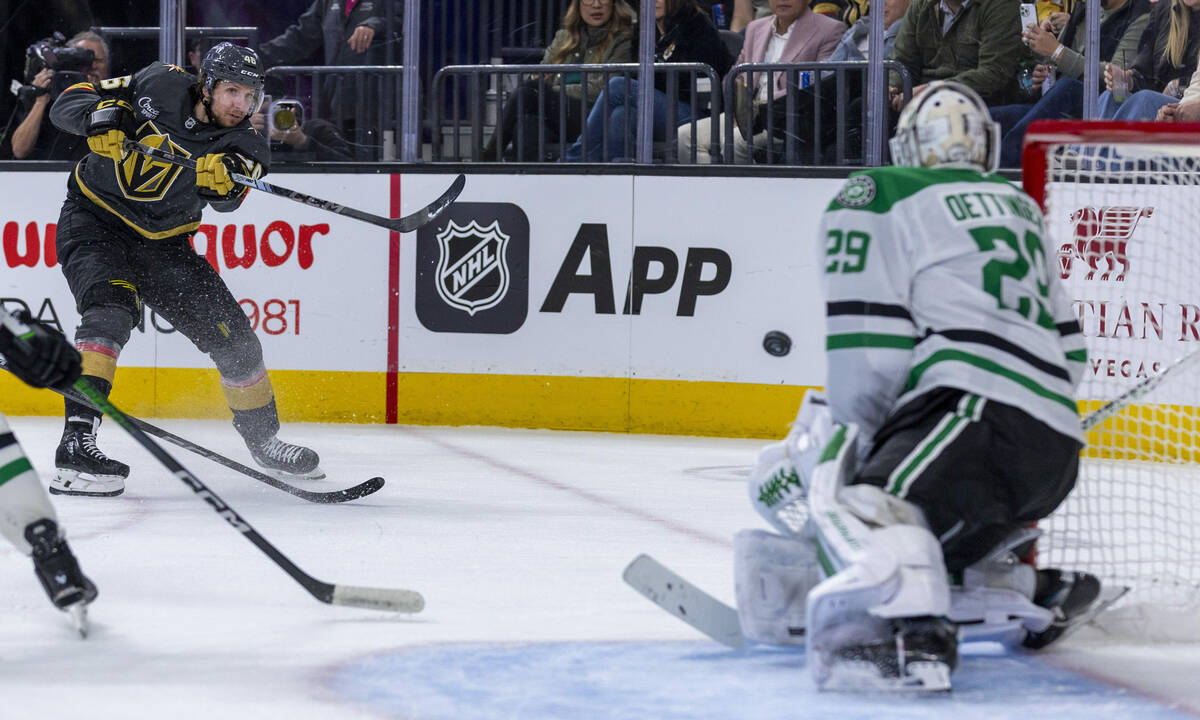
top-left (24, 32), bottom-right (95, 83)
top-left (267, 98), bottom-right (304, 134)
top-left (19, 32), bottom-right (95, 103)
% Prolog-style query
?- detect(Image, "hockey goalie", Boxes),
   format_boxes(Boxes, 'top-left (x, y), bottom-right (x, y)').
top-left (737, 82), bottom-right (1105, 692)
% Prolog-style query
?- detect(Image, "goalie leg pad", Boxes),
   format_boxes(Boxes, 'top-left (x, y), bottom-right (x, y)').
top-left (734, 529), bottom-right (825, 645)
top-left (805, 525), bottom-right (955, 691)
top-left (804, 424), bottom-right (954, 690)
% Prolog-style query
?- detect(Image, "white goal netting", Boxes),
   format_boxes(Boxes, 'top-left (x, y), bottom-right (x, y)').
top-left (1029, 131), bottom-right (1200, 639)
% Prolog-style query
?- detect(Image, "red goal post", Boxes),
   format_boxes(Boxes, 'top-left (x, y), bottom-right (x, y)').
top-left (1021, 119), bottom-right (1200, 639)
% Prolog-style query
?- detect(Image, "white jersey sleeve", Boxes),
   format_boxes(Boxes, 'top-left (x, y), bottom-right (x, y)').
top-left (817, 167), bottom-right (1084, 450)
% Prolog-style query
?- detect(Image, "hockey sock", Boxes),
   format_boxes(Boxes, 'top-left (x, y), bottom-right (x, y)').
top-left (63, 376), bottom-right (110, 431)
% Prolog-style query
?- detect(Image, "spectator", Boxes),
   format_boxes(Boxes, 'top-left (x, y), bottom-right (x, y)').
top-left (762, 0), bottom-right (910, 163)
top-left (1096, 0), bottom-right (1200, 120)
top-left (990, 0), bottom-right (1150, 168)
top-left (678, 0), bottom-right (845, 163)
top-left (484, 0), bottom-right (636, 162)
top-left (250, 112), bottom-right (355, 161)
top-left (258, 0), bottom-right (394, 144)
top-left (1156, 61), bottom-right (1200, 121)
top-left (5, 31), bottom-right (109, 160)
top-left (258, 0), bottom-right (386, 68)
top-left (888, 0), bottom-right (1026, 111)
top-left (564, 0), bottom-right (733, 162)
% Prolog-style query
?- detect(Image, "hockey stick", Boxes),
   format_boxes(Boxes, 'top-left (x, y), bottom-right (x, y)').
top-left (0, 311), bottom-right (422, 612)
top-left (54, 385), bottom-right (383, 504)
top-left (1081, 346), bottom-right (1200, 432)
top-left (73, 378), bottom-right (424, 612)
top-left (623, 554), bottom-right (746, 649)
top-left (122, 139), bottom-right (465, 233)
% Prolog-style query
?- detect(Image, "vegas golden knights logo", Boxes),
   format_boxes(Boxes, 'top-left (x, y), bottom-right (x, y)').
top-left (116, 121), bottom-right (190, 201)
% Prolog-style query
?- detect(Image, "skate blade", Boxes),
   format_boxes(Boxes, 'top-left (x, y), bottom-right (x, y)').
top-left (49, 470), bottom-right (126, 497)
top-left (820, 660), bottom-right (952, 693)
top-left (67, 603), bottom-right (89, 639)
top-left (258, 465), bottom-right (327, 481)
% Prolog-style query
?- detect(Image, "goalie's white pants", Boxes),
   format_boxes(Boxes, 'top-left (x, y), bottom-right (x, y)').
top-left (0, 414), bottom-right (58, 555)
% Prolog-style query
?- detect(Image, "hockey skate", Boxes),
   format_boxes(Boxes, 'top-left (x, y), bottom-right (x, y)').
top-left (26, 519), bottom-right (97, 638)
top-left (1022, 569), bottom-right (1108, 649)
top-left (51, 419), bottom-right (128, 497)
top-left (819, 616), bottom-right (958, 692)
top-left (248, 436), bottom-right (325, 480)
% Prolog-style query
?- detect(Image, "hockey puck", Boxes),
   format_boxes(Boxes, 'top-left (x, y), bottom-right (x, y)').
top-left (762, 330), bottom-right (791, 357)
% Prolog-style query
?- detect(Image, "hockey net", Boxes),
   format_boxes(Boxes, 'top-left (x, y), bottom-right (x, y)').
top-left (1023, 120), bottom-right (1200, 640)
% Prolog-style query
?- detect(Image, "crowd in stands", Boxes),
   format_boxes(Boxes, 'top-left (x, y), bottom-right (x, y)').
top-left (4, 0), bottom-right (1200, 167)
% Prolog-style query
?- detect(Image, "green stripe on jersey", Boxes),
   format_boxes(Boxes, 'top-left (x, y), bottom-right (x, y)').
top-left (828, 166), bottom-right (1016, 215)
top-left (888, 413), bottom-right (966, 496)
top-left (827, 333), bottom-right (916, 350)
top-left (0, 457), bottom-right (32, 486)
top-left (904, 349), bottom-right (1076, 412)
top-left (1066, 349), bottom-right (1088, 362)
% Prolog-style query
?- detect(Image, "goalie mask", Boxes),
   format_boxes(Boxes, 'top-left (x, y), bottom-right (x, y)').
top-left (890, 81), bottom-right (999, 173)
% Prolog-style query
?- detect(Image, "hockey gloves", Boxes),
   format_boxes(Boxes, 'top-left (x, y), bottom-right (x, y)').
top-left (84, 98), bottom-right (135, 163)
top-left (0, 310), bottom-right (82, 390)
top-left (196, 153), bottom-right (250, 201)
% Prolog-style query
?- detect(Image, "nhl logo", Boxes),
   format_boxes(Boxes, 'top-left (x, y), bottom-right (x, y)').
top-left (434, 220), bottom-right (511, 315)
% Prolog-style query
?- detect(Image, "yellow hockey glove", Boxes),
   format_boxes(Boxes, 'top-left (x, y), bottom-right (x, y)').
top-left (196, 153), bottom-right (235, 197)
top-left (84, 99), bottom-right (135, 163)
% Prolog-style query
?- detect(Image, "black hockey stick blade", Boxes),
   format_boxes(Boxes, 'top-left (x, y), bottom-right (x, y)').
top-left (123, 140), bottom-right (464, 233)
top-left (70, 377), bottom-right (424, 613)
top-left (55, 385), bottom-right (383, 504)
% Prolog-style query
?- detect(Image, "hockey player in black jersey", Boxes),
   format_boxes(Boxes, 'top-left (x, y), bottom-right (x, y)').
top-left (47, 42), bottom-right (323, 497)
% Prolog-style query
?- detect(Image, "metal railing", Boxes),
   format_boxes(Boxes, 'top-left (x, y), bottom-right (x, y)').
top-left (431, 62), bottom-right (722, 163)
top-left (722, 60), bottom-right (913, 166)
top-left (91, 26), bottom-right (260, 52)
top-left (266, 66), bottom-right (404, 162)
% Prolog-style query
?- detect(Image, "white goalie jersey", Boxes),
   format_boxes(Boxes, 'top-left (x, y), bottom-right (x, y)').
top-left (817, 166), bottom-right (1086, 452)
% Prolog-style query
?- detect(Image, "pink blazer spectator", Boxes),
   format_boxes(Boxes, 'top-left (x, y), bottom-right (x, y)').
top-left (739, 11), bottom-right (846, 98)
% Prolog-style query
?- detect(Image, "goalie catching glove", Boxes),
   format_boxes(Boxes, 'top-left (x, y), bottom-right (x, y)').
top-left (195, 153), bottom-right (252, 201)
top-left (84, 99), bottom-right (136, 163)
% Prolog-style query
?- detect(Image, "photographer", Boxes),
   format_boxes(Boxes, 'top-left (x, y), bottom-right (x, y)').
top-left (4, 31), bottom-right (109, 160)
top-left (249, 104), bottom-right (354, 162)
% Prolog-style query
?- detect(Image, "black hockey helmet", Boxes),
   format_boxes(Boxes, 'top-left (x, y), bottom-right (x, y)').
top-left (200, 41), bottom-right (265, 113)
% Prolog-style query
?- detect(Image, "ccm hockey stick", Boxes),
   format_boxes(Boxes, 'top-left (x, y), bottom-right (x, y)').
top-left (73, 378), bottom-right (424, 613)
top-left (54, 385), bottom-right (383, 504)
top-left (1081, 346), bottom-right (1200, 431)
top-left (0, 311), bottom-right (422, 613)
top-left (123, 139), bottom-right (466, 233)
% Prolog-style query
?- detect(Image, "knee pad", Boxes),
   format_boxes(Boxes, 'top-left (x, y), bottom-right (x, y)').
top-left (734, 529), bottom-right (824, 645)
top-left (75, 280), bottom-right (140, 349)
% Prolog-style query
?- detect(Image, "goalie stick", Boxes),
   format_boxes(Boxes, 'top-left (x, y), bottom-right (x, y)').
top-left (53, 384), bottom-right (383, 504)
top-left (123, 139), bottom-right (465, 233)
top-left (622, 554), bottom-right (746, 649)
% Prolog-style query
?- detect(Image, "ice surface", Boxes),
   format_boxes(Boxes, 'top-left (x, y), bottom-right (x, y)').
top-left (1, 417), bottom-right (1198, 719)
